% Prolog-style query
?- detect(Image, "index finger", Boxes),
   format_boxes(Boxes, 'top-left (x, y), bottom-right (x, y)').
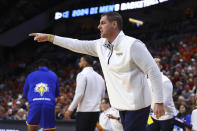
top-left (29, 33), bottom-right (37, 36)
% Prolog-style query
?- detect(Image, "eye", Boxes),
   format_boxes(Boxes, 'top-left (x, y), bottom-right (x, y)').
top-left (100, 21), bottom-right (105, 25)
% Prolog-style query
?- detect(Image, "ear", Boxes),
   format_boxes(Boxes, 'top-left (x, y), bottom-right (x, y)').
top-left (84, 61), bottom-right (89, 66)
top-left (160, 65), bottom-right (163, 70)
top-left (112, 21), bottom-right (118, 29)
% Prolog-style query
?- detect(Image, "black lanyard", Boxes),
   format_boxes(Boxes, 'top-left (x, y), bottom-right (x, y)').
top-left (104, 43), bottom-right (113, 64)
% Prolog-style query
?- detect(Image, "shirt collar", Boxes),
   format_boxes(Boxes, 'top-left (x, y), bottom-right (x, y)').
top-left (82, 67), bottom-right (93, 72)
top-left (111, 30), bottom-right (124, 47)
top-left (103, 31), bottom-right (125, 50)
top-left (104, 107), bottom-right (111, 114)
top-left (39, 66), bottom-right (49, 71)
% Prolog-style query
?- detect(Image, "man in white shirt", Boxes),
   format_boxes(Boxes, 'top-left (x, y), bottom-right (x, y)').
top-left (192, 75), bottom-right (197, 93)
top-left (147, 58), bottom-right (177, 131)
top-left (29, 12), bottom-right (165, 131)
top-left (98, 98), bottom-right (123, 131)
top-left (64, 56), bottom-right (106, 131)
top-left (191, 90), bottom-right (197, 131)
top-left (191, 109), bottom-right (197, 131)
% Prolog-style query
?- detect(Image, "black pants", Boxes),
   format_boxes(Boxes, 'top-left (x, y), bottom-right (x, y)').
top-left (76, 112), bottom-right (99, 131)
top-left (119, 106), bottom-right (150, 131)
top-left (146, 117), bottom-right (174, 131)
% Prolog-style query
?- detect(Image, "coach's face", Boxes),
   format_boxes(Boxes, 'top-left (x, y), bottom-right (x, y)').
top-left (98, 16), bottom-right (114, 38)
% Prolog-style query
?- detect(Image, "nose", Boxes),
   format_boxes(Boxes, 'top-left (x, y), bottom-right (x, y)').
top-left (98, 24), bottom-right (101, 30)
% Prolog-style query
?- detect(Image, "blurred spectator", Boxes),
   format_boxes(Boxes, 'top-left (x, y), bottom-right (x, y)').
top-left (192, 75), bottom-right (197, 93)
top-left (0, 105), bottom-right (8, 120)
top-left (98, 98), bottom-right (123, 131)
top-left (14, 108), bottom-right (27, 120)
top-left (55, 104), bottom-right (64, 120)
top-left (176, 105), bottom-right (191, 127)
top-left (176, 96), bottom-right (186, 109)
top-left (6, 108), bottom-right (15, 120)
top-left (20, 98), bottom-right (27, 110)
top-left (182, 85), bottom-right (193, 101)
top-left (187, 93), bottom-right (196, 110)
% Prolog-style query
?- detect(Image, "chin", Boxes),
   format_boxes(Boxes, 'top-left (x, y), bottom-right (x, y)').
top-left (101, 34), bottom-right (106, 38)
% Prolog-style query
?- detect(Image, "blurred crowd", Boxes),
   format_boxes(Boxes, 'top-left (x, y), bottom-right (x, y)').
top-left (149, 35), bottom-right (197, 128)
top-left (0, 35), bottom-right (197, 131)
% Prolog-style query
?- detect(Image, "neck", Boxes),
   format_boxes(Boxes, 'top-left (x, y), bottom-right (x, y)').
top-left (107, 30), bottom-right (120, 43)
top-left (82, 65), bottom-right (91, 69)
top-left (104, 107), bottom-right (110, 111)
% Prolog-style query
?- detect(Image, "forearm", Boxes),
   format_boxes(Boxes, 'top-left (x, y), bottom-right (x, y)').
top-left (68, 94), bottom-right (83, 111)
top-left (115, 117), bottom-right (120, 121)
top-left (52, 35), bottom-right (98, 56)
top-left (48, 34), bottom-right (54, 43)
top-left (30, 33), bottom-right (98, 56)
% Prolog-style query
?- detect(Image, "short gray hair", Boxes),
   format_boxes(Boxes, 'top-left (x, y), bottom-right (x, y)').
top-left (101, 12), bottom-right (123, 30)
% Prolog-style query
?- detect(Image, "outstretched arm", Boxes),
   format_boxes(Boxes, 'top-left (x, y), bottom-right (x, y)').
top-left (29, 33), bottom-right (99, 56)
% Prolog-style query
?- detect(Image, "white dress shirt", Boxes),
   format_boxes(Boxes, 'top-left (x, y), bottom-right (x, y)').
top-left (99, 108), bottom-right (123, 131)
top-left (68, 67), bottom-right (105, 112)
top-left (53, 31), bottom-right (163, 111)
top-left (191, 109), bottom-right (197, 131)
top-left (148, 73), bottom-right (177, 120)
